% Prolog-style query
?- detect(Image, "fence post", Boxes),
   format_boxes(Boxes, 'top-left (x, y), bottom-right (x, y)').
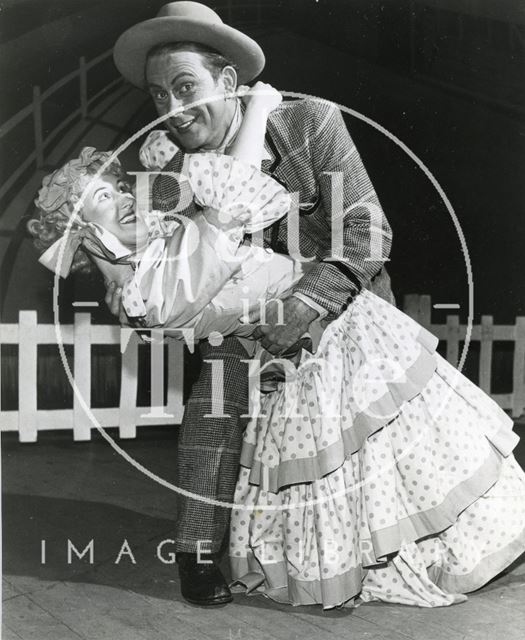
top-left (167, 339), bottom-right (185, 423)
top-left (79, 56), bottom-right (88, 119)
top-left (142, 329), bottom-right (174, 419)
top-left (403, 294), bottom-right (422, 323)
top-left (403, 293), bottom-right (432, 327)
top-left (419, 295), bottom-right (431, 327)
top-left (18, 311), bottom-right (38, 442)
top-left (73, 313), bottom-right (92, 441)
top-left (119, 329), bottom-right (139, 439)
top-left (445, 315), bottom-right (460, 367)
top-left (512, 317), bottom-right (525, 417)
top-left (32, 86), bottom-right (44, 168)
top-left (479, 315), bottom-right (493, 393)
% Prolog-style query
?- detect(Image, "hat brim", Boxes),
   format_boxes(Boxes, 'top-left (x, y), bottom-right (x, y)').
top-left (113, 16), bottom-right (265, 89)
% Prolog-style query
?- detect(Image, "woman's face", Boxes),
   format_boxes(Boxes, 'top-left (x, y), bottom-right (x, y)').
top-left (80, 173), bottom-right (149, 250)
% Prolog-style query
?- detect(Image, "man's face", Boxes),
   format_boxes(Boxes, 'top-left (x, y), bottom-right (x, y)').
top-left (146, 50), bottom-right (235, 152)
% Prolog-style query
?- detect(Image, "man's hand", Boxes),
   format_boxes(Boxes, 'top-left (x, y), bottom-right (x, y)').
top-left (250, 296), bottom-right (319, 355)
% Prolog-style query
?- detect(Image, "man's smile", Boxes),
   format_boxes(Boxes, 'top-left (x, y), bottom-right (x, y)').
top-left (172, 116), bottom-right (196, 133)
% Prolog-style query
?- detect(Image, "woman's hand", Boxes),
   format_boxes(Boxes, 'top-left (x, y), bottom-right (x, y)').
top-left (238, 82), bottom-right (282, 116)
top-left (228, 82), bottom-right (281, 167)
top-left (104, 280), bottom-right (132, 326)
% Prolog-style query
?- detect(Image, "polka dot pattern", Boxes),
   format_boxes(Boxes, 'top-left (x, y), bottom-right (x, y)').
top-left (183, 153), bottom-right (290, 234)
top-left (117, 158), bottom-right (303, 335)
top-left (139, 130), bottom-right (179, 170)
top-left (230, 291), bottom-right (525, 608)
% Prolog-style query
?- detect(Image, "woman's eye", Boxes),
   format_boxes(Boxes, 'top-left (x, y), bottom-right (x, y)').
top-left (99, 192), bottom-right (111, 201)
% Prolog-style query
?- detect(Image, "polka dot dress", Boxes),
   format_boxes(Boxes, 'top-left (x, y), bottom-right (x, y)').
top-left (139, 130), bottom-right (179, 171)
top-left (229, 290), bottom-right (525, 609)
top-left (182, 153), bottom-right (291, 234)
top-left (120, 149), bottom-right (294, 332)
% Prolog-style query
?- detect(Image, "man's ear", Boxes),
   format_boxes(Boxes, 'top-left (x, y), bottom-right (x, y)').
top-left (221, 65), bottom-right (238, 94)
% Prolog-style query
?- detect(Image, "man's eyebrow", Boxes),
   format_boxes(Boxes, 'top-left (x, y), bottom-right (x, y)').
top-left (147, 72), bottom-right (194, 90)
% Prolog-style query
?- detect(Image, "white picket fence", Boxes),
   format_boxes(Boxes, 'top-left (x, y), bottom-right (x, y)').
top-left (404, 294), bottom-right (525, 418)
top-left (0, 312), bottom-right (184, 443)
top-left (1, 295), bottom-right (524, 442)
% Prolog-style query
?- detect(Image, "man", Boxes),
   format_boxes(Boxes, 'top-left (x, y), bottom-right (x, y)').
top-left (111, 1), bottom-right (393, 606)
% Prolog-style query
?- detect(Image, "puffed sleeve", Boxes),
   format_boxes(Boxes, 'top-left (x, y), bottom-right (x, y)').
top-left (182, 152), bottom-right (290, 233)
top-left (139, 130), bottom-right (179, 170)
top-left (135, 212), bottom-right (244, 328)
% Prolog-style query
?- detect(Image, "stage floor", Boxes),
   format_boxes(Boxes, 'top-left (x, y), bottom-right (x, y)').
top-left (2, 426), bottom-right (525, 640)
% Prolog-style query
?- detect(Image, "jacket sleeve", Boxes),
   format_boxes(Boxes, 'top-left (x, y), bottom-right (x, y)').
top-left (292, 102), bottom-right (392, 318)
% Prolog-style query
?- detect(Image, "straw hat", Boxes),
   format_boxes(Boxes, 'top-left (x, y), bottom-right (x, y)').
top-left (113, 1), bottom-right (265, 89)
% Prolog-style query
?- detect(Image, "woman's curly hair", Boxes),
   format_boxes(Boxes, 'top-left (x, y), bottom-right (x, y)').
top-left (28, 147), bottom-right (125, 275)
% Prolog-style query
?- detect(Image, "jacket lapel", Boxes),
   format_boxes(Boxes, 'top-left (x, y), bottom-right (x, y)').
top-left (262, 120), bottom-right (282, 177)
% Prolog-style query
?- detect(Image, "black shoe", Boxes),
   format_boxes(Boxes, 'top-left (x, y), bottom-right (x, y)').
top-left (176, 552), bottom-right (233, 606)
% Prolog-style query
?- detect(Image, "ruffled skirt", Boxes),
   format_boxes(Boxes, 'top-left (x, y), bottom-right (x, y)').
top-left (229, 290), bottom-right (525, 609)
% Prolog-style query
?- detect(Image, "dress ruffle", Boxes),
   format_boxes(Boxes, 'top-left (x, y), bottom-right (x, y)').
top-left (183, 152), bottom-right (291, 233)
top-left (239, 291), bottom-right (517, 493)
top-left (229, 290), bottom-right (525, 609)
top-left (139, 130), bottom-right (179, 171)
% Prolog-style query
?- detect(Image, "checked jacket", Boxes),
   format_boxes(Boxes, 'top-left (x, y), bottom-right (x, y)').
top-left (152, 98), bottom-right (394, 318)
top-left (149, 98), bottom-right (394, 552)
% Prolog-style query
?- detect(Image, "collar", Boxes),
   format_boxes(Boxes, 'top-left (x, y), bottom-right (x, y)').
top-left (216, 98), bottom-right (242, 153)
top-left (37, 220), bottom-right (134, 278)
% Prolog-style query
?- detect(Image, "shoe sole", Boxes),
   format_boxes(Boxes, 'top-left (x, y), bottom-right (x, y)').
top-left (182, 594), bottom-right (234, 606)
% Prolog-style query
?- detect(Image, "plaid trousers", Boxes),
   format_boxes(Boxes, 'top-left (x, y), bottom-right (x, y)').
top-left (174, 336), bottom-right (249, 553)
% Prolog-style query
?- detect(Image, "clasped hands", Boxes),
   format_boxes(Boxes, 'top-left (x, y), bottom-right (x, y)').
top-left (247, 295), bottom-right (319, 356)
top-left (105, 284), bottom-right (319, 354)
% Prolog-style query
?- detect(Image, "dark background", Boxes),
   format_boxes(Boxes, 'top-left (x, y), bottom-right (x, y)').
top-left (1, 0), bottom-right (524, 322)
top-left (0, 0), bottom-right (524, 407)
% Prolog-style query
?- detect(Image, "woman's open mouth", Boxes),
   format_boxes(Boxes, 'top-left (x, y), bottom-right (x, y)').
top-left (119, 211), bottom-right (136, 225)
